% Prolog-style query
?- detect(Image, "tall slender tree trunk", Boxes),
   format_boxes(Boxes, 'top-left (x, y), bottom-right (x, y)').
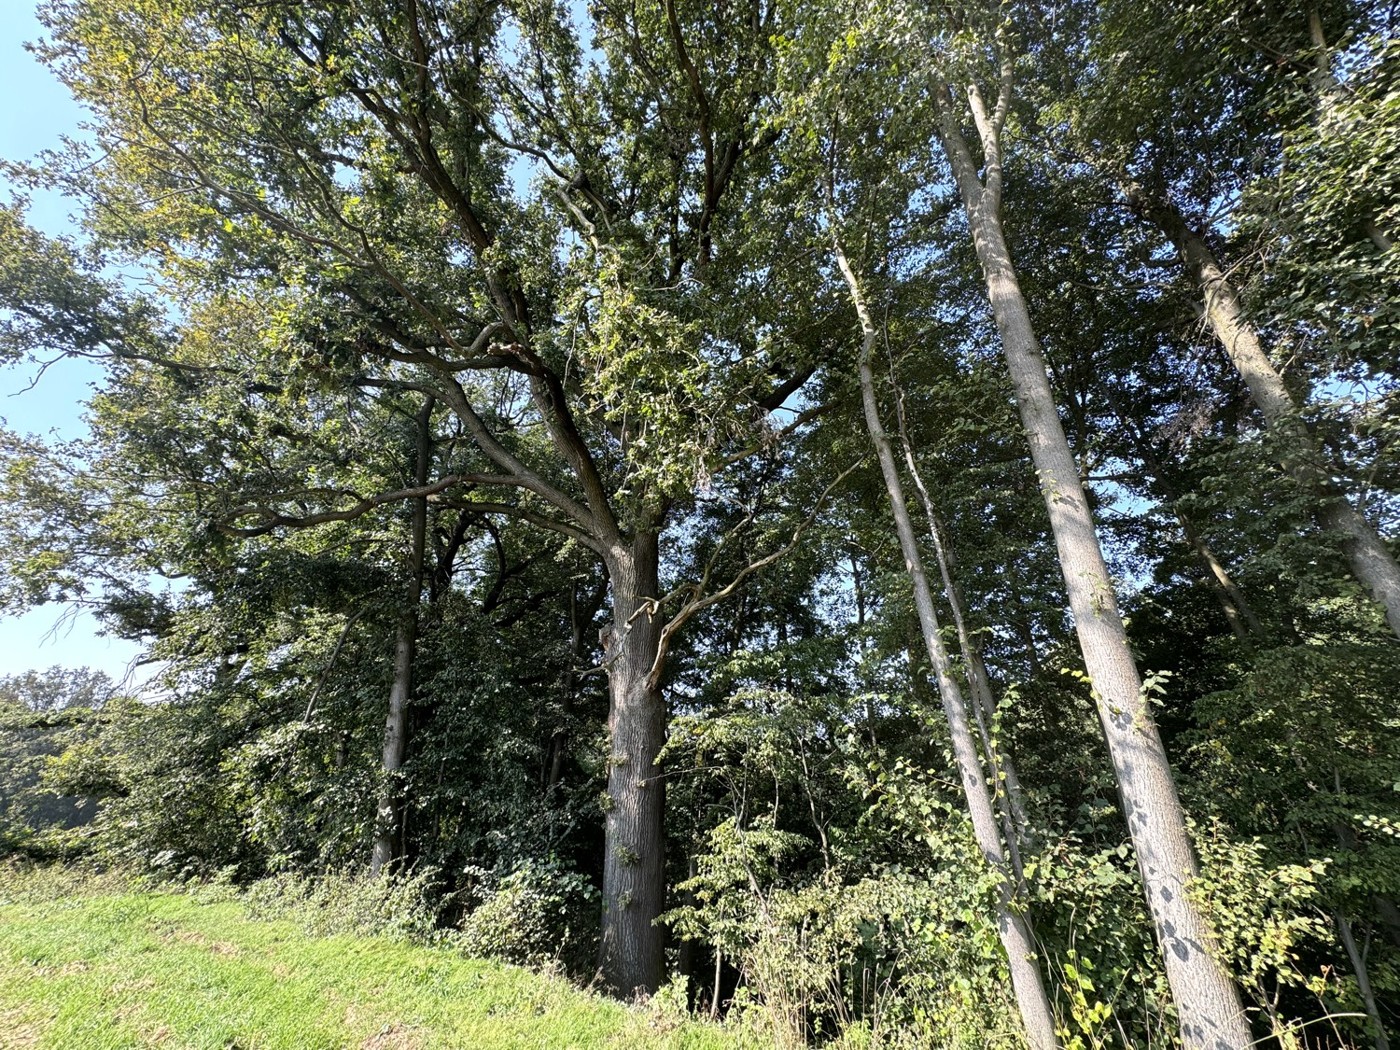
top-left (836, 243), bottom-right (1060, 1050)
top-left (547, 578), bottom-right (605, 794)
top-left (1126, 187), bottom-right (1400, 642)
top-left (371, 397), bottom-right (434, 876)
top-left (1304, 9), bottom-right (1392, 253)
top-left (599, 531), bottom-right (667, 996)
top-left (937, 100), bottom-right (1250, 1049)
top-left (1176, 512), bottom-right (1265, 645)
top-left (1336, 911), bottom-right (1391, 1050)
top-left (890, 362), bottom-right (1033, 869)
top-left (1321, 775), bottom-right (1395, 1050)
top-left (1105, 396), bottom-right (1266, 645)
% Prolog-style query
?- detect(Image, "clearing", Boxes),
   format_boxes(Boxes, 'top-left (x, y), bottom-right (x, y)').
top-left (0, 886), bottom-right (739, 1049)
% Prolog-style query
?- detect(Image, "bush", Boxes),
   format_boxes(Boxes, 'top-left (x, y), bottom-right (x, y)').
top-left (0, 857), bottom-right (161, 905)
top-left (453, 858), bottom-right (599, 973)
top-left (666, 814), bottom-right (1024, 1050)
top-left (242, 866), bottom-right (450, 943)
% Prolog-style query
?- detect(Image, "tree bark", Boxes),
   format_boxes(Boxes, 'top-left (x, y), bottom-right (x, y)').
top-left (837, 243), bottom-right (1060, 1050)
top-left (890, 361), bottom-right (1033, 871)
top-left (1373, 895), bottom-right (1400, 950)
top-left (371, 396), bottom-right (434, 876)
top-left (937, 97), bottom-right (1250, 1049)
top-left (599, 531), bottom-right (668, 996)
top-left (1127, 187), bottom-right (1400, 642)
top-left (1336, 911), bottom-right (1391, 1050)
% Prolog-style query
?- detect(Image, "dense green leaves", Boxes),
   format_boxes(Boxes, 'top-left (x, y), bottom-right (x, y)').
top-left (2, 0), bottom-right (1399, 1043)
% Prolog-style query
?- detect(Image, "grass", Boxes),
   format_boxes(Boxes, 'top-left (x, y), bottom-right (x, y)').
top-left (0, 876), bottom-right (749, 1049)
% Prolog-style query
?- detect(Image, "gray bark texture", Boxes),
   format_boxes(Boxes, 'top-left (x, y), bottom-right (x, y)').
top-left (837, 243), bottom-right (1060, 1050)
top-left (891, 368), bottom-right (1032, 872)
top-left (937, 94), bottom-right (1251, 1049)
top-left (1127, 187), bottom-right (1400, 643)
top-left (1337, 911), bottom-right (1391, 1050)
top-left (599, 532), bottom-right (668, 996)
top-left (371, 397), bottom-right (434, 876)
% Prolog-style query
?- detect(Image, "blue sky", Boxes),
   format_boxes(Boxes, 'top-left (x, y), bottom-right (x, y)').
top-left (1, 3), bottom-right (149, 686)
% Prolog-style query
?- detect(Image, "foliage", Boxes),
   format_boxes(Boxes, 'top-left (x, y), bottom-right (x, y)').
top-left (2, 0), bottom-right (1400, 1044)
top-left (240, 866), bottom-right (452, 944)
top-left (0, 668), bottom-right (116, 858)
top-left (453, 859), bottom-right (600, 975)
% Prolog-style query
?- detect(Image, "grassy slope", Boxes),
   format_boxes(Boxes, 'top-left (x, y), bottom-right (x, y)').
top-left (0, 890), bottom-right (740, 1049)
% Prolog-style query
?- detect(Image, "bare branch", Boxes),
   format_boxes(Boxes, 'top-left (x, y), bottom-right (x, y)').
top-left (434, 499), bottom-right (608, 555)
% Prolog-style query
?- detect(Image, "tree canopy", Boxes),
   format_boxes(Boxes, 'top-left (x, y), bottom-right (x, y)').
top-left (2, 0), bottom-right (1398, 1046)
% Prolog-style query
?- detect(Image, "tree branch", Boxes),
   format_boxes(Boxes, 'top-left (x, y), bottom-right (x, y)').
top-left (644, 460), bottom-right (861, 688)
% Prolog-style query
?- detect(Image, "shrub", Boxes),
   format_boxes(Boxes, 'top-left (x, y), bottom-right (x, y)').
top-left (453, 858), bottom-right (599, 973)
top-left (242, 866), bottom-right (450, 942)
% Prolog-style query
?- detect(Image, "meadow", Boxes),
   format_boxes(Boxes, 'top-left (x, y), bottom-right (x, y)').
top-left (0, 872), bottom-right (743, 1050)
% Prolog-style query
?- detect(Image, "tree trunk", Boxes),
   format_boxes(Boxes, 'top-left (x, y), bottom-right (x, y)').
top-left (1177, 511), bottom-right (1265, 645)
top-left (599, 530), bottom-right (667, 996)
top-left (547, 578), bottom-right (604, 794)
top-left (1336, 911), bottom-right (1391, 1050)
top-left (1105, 395), bottom-right (1266, 646)
top-left (937, 109), bottom-right (1250, 1049)
top-left (1128, 187), bottom-right (1400, 642)
top-left (837, 243), bottom-right (1060, 1050)
top-left (371, 397), bottom-right (434, 876)
top-left (890, 364), bottom-right (1032, 870)
top-left (1373, 895), bottom-right (1400, 950)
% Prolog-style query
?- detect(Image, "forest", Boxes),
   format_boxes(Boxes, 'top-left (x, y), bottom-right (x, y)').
top-left (0, 0), bottom-right (1397, 1047)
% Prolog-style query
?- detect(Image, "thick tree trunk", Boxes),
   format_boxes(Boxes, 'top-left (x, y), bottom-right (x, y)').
top-left (371, 397), bottom-right (433, 876)
top-left (938, 112), bottom-right (1250, 1049)
top-left (599, 531), bottom-right (667, 996)
top-left (1129, 188), bottom-right (1400, 642)
top-left (837, 244), bottom-right (1060, 1050)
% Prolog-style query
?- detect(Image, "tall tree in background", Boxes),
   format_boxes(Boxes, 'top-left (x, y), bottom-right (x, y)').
top-left (1075, 0), bottom-right (1400, 640)
top-left (370, 396), bottom-right (434, 876)
top-left (773, 15), bottom-right (1059, 1040)
top-left (839, 242), bottom-right (1060, 1050)
top-left (16, 0), bottom-right (833, 993)
top-left (921, 8), bottom-right (1251, 1046)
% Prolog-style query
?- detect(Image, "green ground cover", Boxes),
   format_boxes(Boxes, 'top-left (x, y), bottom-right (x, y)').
top-left (0, 883), bottom-right (741, 1049)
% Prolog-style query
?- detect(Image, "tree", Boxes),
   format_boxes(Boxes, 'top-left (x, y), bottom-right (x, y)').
top-left (839, 244), bottom-right (1060, 1050)
top-left (370, 395), bottom-right (433, 876)
top-left (922, 11), bottom-right (1251, 1047)
top-left (0, 667), bottom-right (115, 856)
top-left (15, 0), bottom-right (833, 993)
top-left (5, 0), bottom-right (1400, 1039)
top-left (1074, 0), bottom-right (1400, 641)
